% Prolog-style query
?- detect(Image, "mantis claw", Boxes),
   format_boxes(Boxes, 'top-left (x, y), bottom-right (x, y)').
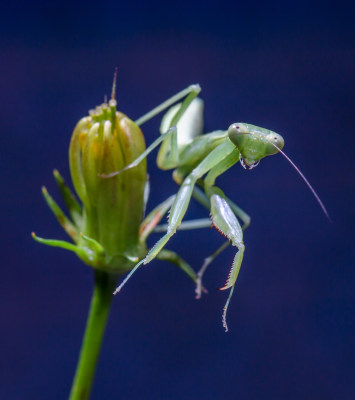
top-left (222, 286), bottom-right (235, 333)
top-left (195, 257), bottom-right (211, 299)
top-left (195, 275), bottom-right (208, 300)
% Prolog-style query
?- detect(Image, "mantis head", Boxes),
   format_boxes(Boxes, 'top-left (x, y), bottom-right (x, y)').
top-left (228, 122), bottom-right (330, 220)
top-left (228, 123), bottom-right (284, 169)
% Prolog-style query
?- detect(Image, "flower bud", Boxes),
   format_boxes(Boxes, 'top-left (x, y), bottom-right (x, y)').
top-left (69, 99), bottom-right (147, 269)
top-left (33, 97), bottom-right (147, 273)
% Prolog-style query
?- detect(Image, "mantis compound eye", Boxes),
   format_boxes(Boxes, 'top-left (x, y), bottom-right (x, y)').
top-left (228, 123), bottom-right (251, 150)
top-left (228, 123), bottom-right (250, 136)
top-left (266, 133), bottom-right (285, 150)
top-left (264, 132), bottom-right (285, 155)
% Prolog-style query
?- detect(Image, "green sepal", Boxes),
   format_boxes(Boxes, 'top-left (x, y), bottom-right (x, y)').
top-left (32, 232), bottom-right (110, 268)
top-left (53, 169), bottom-right (82, 227)
top-left (69, 117), bottom-right (90, 206)
top-left (41, 186), bottom-right (79, 242)
top-left (80, 233), bottom-right (105, 257)
top-left (32, 232), bottom-right (90, 262)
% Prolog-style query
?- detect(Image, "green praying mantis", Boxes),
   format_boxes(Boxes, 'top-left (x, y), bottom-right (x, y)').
top-left (102, 84), bottom-right (329, 332)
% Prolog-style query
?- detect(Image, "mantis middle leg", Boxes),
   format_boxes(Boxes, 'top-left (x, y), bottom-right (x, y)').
top-left (102, 84), bottom-right (202, 178)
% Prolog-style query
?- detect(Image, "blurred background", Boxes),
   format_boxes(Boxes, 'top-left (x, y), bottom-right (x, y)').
top-left (1, 0), bottom-right (354, 399)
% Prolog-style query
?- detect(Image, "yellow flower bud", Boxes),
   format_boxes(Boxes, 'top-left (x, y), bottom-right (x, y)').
top-left (33, 96), bottom-right (147, 273)
top-left (69, 99), bottom-right (147, 270)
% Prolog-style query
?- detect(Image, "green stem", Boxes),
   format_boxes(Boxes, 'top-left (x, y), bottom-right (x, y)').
top-left (69, 270), bottom-right (118, 400)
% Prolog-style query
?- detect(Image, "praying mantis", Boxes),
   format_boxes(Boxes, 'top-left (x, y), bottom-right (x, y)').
top-left (101, 84), bottom-right (329, 332)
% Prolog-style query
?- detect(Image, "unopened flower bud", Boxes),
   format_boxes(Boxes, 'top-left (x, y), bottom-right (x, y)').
top-left (33, 95), bottom-right (147, 273)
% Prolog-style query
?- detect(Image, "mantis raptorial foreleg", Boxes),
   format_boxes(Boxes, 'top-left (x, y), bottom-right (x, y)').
top-left (194, 197), bottom-right (250, 300)
top-left (209, 194), bottom-right (244, 332)
top-left (188, 149), bottom-right (249, 302)
top-left (201, 151), bottom-right (245, 331)
top-left (169, 183), bottom-right (251, 300)
top-left (193, 185), bottom-right (251, 230)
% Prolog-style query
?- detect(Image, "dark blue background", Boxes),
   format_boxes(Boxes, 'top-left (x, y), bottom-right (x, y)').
top-left (1, 1), bottom-right (354, 399)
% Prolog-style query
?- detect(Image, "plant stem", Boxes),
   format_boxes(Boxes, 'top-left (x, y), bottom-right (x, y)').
top-left (69, 270), bottom-right (118, 400)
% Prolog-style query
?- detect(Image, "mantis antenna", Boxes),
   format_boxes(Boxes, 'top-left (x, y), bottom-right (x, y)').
top-left (270, 143), bottom-right (331, 222)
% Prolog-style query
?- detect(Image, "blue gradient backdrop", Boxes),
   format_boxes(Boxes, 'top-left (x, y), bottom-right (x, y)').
top-left (1, 1), bottom-right (354, 399)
